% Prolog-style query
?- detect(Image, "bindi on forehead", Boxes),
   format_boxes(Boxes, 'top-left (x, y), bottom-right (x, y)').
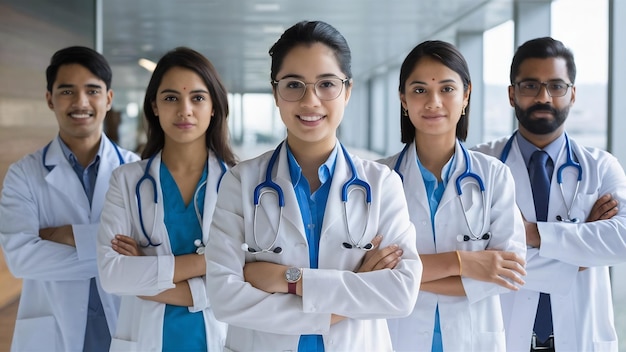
top-left (183, 86), bottom-right (186, 90)
top-left (432, 78), bottom-right (436, 81)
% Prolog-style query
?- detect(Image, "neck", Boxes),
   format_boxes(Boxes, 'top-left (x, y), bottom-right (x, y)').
top-left (518, 126), bottom-right (564, 149)
top-left (286, 137), bottom-right (335, 192)
top-left (58, 132), bottom-right (102, 168)
top-left (161, 140), bottom-right (208, 172)
top-left (414, 133), bottom-right (456, 181)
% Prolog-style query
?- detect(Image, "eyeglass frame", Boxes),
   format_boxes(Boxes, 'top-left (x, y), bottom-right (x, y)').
top-left (512, 79), bottom-right (574, 97)
top-left (271, 77), bottom-right (350, 102)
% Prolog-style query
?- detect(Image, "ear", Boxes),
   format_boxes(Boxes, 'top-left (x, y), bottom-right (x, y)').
top-left (106, 89), bottom-right (114, 111)
top-left (399, 92), bottom-right (408, 110)
top-left (343, 79), bottom-right (353, 106)
top-left (151, 100), bottom-right (159, 116)
top-left (463, 82), bottom-right (472, 107)
top-left (508, 85), bottom-right (515, 107)
top-left (45, 91), bottom-right (54, 110)
top-left (569, 85), bottom-right (576, 106)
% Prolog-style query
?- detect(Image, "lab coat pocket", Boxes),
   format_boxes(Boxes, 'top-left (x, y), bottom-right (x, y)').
top-left (12, 316), bottom-right (57, 351)
top-left (472, 329), bottom-right (505, 352)
top-left (109, 337), bottom-right (138, 351)
top-left (592, 339), bottom-right (618, 352)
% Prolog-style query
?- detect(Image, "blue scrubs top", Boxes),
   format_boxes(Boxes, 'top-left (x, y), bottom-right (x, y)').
top-left (160, 161), bottom-right (208, 351)
top-left (287, 144), bottom-right (338, 352)
top-left (415, 152), bottom-right (454, 352)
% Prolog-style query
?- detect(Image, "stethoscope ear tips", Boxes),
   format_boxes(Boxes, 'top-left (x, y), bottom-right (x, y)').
top-left (342, 242), bottom-right (353, 249)
top-left (273, 247), bottom-right (283, 254)
top-left (241, 243), bottom-right (251, 252)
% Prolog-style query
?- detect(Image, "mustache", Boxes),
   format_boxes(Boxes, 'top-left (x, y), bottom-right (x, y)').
top-left (526, 103), bottom-right (557, 115)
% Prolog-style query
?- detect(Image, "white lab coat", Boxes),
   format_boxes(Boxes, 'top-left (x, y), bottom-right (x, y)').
top-left (379, 140), bottom-right (526, 352)
top-left (474, 133), bottom-right (626, 352)
top-left (0, 135), bottom-right (138, 352)
top-left (205, 140), bottom-right (422, 352)
top-left (97, 151), bottom-right (227, 351)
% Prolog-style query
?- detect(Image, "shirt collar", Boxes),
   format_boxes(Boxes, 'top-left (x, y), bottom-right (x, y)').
top-left (515, 132), bottom-right (565, 167)
top-left (57, 135), bottom-right (104, 169)
top-left (286, 143), bottom-right (338, 186)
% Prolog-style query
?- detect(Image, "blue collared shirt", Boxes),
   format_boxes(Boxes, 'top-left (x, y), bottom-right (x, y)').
top-left (286, 143), bottom-right (338, 352)
top-left (57, 135), bottom-right (103, 206)
top-left (515, 132), bottom-right (565, 178)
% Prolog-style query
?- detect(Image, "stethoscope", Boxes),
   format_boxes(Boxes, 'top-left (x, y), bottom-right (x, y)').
top-left (136, 152), bottom-right (227, 252)
top-left (500, 131), bottom-right (582, 223)
top-left (393, 141), bottom-right (491, 242)
top-left (42, 137), bottom-right (125, 172)
top-left (241, 141), bottom-right (374, 255)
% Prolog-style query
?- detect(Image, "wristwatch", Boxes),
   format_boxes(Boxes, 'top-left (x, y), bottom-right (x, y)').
top-left (284, 267), bottom-right (302, 294)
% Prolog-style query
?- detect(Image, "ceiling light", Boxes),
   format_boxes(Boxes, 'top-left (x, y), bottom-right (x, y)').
top-left (254, 3), bottom-right (280, 12)
top-left (138, 58), bottom-right (157, 72)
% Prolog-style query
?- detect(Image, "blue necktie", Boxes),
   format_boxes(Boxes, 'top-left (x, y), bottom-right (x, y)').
top-left (529, 150), bottom-right (553, 343)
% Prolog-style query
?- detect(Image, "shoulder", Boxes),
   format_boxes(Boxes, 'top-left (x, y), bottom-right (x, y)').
top-left (471, 136), bottom-right (509, 157)
top-left (376, 152), bottom-right (401, 170)
top-left (111, 158), bottom-right (149, 179)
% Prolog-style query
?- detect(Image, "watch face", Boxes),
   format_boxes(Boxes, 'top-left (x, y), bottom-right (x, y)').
top-left (285, 267), bottom-right (301, 283)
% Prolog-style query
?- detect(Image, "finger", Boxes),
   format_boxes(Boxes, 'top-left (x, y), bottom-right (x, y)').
top-left (500, 252), bottom-right (526, 267)
top-left (498, 266), bottom-right (526, 285)
top-left (501, 259), bottom-right (527, 276)
top-left (600, 207), bottom-right (618, 220)
top-left (492, 276), bottom-right (519, 291)
top-left (370, 235), bottom-right (383, 249)
top-left (372, 249), bottom-right (403, 270)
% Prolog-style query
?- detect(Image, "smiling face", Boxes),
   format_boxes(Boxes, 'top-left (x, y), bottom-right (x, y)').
top-left (400, 57), bottom-right (469, 142)
top-left (509, 57), bottom-right (576, 140)
top-left (46, 63), bottom-right (112, 144)
top-left (273, 42), bottom-right (351, 152)
top-left (151, 66), bottom-right (213, 149)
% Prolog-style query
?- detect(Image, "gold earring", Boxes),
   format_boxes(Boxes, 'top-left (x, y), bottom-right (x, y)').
top-left (402, 108), bottom-right (408, 117)
top-left (462, 105), bottom-right (466, 116)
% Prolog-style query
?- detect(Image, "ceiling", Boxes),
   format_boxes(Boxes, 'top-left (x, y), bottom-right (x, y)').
top-left (100, 0), bottom-right (517, 105)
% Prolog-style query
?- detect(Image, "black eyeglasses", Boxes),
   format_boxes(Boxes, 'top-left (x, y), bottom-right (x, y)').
top-left (514, 80), bottom-right (573, 97)
top-left (272, 77), bottom-right (349, 102)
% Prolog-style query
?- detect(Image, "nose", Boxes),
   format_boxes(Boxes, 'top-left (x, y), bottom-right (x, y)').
top-left (535, 83), bottom-right (552, 104)
top-left (425, 92), bottom-right (442, 110)
top-left (299, 84), bottom-right (321, 107)
top-left (73, 90), bottom-right (90, 108)
top-left (178, 100), bottom-right (193, 117)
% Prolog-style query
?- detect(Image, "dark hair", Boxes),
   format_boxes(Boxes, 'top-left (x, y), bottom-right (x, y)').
top-left (510, 37), bottom-right (576, 84)
top-left (46, 46), bottom-right (112, 92)
top-left (141, 47), bottom-right (236, 165)
top-left (269, 20), bottom-right (352, 81)
top-left (398, 40), bottom-right (471, 142)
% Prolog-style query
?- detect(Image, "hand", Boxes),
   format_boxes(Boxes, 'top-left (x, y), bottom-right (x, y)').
top-left (112, 235), bottom-right (143, 256)
top-left (356, 235), bottom-right (402, 272)
top-left (587, 194), bottom-right (618, 222)
top-left (458, 250), bottom-right (526, 290)
top-left (243, 262), bottom-right (286, 294)
top-left (39, 225), bottom-right (75, 247)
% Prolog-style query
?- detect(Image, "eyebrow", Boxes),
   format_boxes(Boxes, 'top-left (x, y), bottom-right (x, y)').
top-left (158, 88), bottom-right (210, 94)
top-left (408, 78), bottom-right (458, 85)
top-left (55, 83), bottom-right (104, 89)
top-left (278, 73), bottom-right (343, 80)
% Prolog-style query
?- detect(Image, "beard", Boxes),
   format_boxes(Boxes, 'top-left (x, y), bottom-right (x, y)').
top-left (514, 103), bottom-right (569, 135)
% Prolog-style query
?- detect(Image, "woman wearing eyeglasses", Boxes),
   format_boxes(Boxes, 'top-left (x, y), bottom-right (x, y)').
top-left (204, 20), bottom-right (422, 352)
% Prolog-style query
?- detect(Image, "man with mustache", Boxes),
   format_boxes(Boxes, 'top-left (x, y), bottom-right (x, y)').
top-left (474, 37), bottom-right (626, 351)
top-left (0, 46), bottom-right (138, 351)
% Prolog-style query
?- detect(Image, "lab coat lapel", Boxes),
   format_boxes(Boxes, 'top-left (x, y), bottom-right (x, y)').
top-left (397, 141), bottom-right (431, 218)
top-left (91, 137), bottom-right (121, 220)
top-left (504, 137), bottom-right (537, 221)
top-left (255, 143), bottom-right (306, 243)
top-left (438, 141), bottom-right (466, 211)
top-left (321, 143), bottom-right (348, 235)
top-left (202, 152), bottom-right (223, 244)
top-left (137, 152), bottom-right (167, 249)
top-left (44, 138), bottom-right (90, 213)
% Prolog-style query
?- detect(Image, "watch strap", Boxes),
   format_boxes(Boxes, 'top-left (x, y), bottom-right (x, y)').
top-left (288, 281), bottom-right (297, 294)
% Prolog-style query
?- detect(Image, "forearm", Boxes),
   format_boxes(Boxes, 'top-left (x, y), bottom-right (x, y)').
top-left (173, 254), bottom-right (205, 283)
top-left (419, 252), bottom-right (460, 283)
top-left (420, 276), bottom-right (465, 296)
top-left (140, 281), bottom-right (193, 306)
